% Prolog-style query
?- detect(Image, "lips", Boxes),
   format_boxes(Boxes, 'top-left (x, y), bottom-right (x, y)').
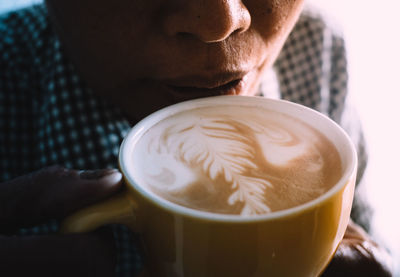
top-left (162, 71), bottom-right (252, 101)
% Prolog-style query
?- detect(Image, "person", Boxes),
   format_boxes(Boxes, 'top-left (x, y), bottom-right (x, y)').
top-left (0, 0), bottom-right (393, 276)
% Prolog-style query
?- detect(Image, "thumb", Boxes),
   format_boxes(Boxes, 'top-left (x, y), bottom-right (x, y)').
top-left (0, 166), bottom-right (123, 233)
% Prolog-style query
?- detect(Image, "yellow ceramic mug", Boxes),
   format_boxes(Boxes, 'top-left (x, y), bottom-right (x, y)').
top-left (60, 96), bottom-right (357, 277)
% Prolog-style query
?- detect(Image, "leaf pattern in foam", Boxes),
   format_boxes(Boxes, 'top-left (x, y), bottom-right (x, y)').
top-left (229, 176), bottom-right (272, 215)
top-left (159, 116), bottom-right (273, 215)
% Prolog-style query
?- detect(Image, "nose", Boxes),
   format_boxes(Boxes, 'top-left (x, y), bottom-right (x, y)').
top-left (163, 0), bottom-right (251, 43)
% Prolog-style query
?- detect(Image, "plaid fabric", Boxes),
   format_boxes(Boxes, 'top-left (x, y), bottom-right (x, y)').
top-left (0, 4), bottom-right (369, 276)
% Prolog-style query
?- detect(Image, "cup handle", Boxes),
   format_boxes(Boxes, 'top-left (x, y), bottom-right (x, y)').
top-left (59, 191), bottom-right (137, 234)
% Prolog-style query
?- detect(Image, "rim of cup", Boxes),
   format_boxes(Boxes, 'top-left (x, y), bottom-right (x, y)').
top-left (119, 95), bottom-right (357, 223)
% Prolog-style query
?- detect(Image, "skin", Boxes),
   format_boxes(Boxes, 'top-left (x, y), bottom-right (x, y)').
top-left (44, 0), bottom-right (305, 121)
top-left (0, 166), bottom-right (121, 276)
top-left (0, 0), bottom-right (393, 276)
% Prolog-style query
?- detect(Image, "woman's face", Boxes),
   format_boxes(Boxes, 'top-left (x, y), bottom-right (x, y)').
top-left (45, 0), bottom-right (305, 121)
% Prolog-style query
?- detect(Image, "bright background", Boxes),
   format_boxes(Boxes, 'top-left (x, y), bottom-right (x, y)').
top-left (1, 0), bottom-right (400, 275)
top-left (307, 1), bottom-right (400, 275)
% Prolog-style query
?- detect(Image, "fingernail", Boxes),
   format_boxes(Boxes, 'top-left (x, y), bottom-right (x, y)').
top-left (79, 169), bottom-right (120, 180)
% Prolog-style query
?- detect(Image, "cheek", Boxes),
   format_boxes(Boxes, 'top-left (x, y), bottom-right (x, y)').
top-left (239, 0), bottom-right (304, 72)
top-left (47, 0), bottom-right (162, 79)
top-left (246, 0), bottom-right (305, 40)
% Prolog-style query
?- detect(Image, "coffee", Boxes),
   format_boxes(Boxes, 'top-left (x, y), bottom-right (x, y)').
top-left (132, 105), bottom-right (342, 216)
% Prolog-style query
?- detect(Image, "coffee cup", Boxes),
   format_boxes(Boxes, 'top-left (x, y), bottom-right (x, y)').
top-left (60, 95), bottom-right (357, 277)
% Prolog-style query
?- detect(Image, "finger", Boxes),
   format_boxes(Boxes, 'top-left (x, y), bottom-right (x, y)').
top-left (0, 229), bottom-right (116, 277)
top-left (322, 241), bottom-right (393, 277)
top-left (0, 165), bottom-right (123, 232)
top-left (321, 222), bottom-right (393, 277)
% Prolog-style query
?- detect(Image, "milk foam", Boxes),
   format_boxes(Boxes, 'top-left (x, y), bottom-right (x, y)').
top-left (132, 105), bottom-right (342, 215)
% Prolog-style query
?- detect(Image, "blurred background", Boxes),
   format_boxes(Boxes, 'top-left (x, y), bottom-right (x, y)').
top-left (307, 0), bottom-right (400, 275)
top-left (1, 0), bottom-right (399, 275)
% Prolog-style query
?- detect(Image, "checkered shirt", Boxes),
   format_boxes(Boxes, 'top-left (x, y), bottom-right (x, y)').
top-left (0, 4), bottom-right (369, 276)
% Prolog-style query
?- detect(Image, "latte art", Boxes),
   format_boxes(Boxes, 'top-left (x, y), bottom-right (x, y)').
top-left (133, 105), bottom-right (342, 215)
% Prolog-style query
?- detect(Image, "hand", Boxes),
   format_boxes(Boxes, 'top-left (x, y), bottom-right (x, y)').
top-left (321, 219), bottom-right (393, 277)
top-left (0, 166), bottom-right (123, 277)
